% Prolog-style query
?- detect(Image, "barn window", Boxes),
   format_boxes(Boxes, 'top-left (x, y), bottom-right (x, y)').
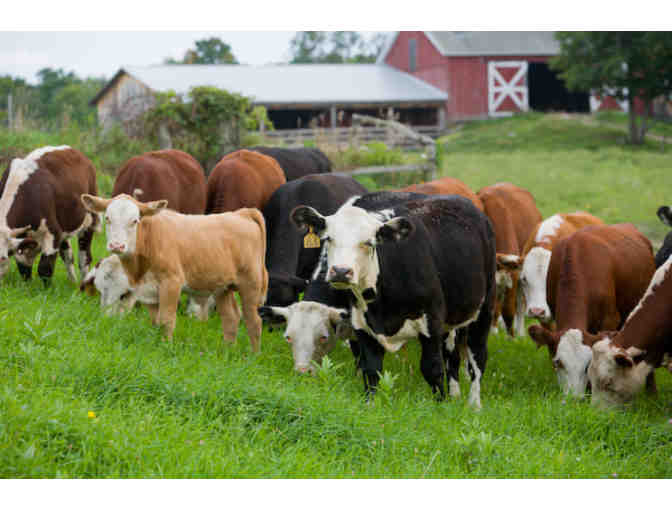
top-left (409, 39), bottom-right (417, 72)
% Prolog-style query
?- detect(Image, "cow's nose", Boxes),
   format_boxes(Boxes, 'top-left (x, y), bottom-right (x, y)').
top-left (328, 266), bottom-right (354, 283)
top-left (528, 307), bottom-right (547, 319)
top-left (0, 255), bottom-right (7, 262)
top-left (108, 242), bottom-right (126, 253)
top-left (296, 365), bottom-right (309, 374)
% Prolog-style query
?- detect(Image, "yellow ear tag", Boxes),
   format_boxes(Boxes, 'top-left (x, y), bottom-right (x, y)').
top-left (303, 226), bottom-right (321, 249)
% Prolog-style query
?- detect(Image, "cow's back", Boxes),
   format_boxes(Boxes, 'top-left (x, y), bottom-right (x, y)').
top-left (114, 150), bottom-right (206, 215)
top-left (523, 211), bottom-right (604, 255)
top-left (247, 147), bottom-right (331, 181)
top-left (401, 177), bottom-right (484, 212)
top-left (206, 150), bottom-right (285, 214)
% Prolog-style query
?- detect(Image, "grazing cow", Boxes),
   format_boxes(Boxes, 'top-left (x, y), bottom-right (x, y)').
top-left (496, 211), bottom-right (604, 326)
top-left (81, 194), bottom-right (268, 350)
top-left (80, 255), bottom-right (214, 319)
top-left (527, 223), bottom-right (655, 396)
top-left (246, 147), bottom-right (332, 181)
top-left (585, 254), bottom-right (672, 407)
top-left (477, 182), bottom-right (542, 337)
top-left (262, 174), bottom-right (367, 307)
top-left (113, 149), bottom-right (207, 214)
top-left (0, 145), bottom-right (99, 284)
top-left (399, 177), bottom-right (484, 211)
top-left (654, 206), bottom-right (672, 268)
top-left (206, 150), bottom-right (286, 214)
top-left (291, 193), bottom-right (496, 408)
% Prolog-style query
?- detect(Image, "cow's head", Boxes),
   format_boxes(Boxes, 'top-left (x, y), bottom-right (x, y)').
top-left (495, 253), bottom-right (520, 300)
top-left (291, 204), bottom-right (414, 295)
top-left (588, 338), bottom-right (653, 408)
top-left (528, 325), bottom-right (603, 397)
top-left (80, 254), bottom-right (133, 312)
top-left (259, 303), bottom-right (349, 373)
top-left (81, 194), bottom-right (167, 257)
top-left (518, 246), bottom-right (553, 321)
top-left (266, 272), bottom-right (309, 307)
top-left (0, 225), bottom-right (32, 277)
top-left (656, 205), bottom-right (672, 227)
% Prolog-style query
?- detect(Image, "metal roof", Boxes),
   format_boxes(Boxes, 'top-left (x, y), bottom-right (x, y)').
top-left (92, 64), bottom-right (448, 106)
top-left (378, 31), bottom-right (560, 62)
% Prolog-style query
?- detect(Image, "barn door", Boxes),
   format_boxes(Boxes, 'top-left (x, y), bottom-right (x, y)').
top-left (488, 61), bottom-right (529, 117)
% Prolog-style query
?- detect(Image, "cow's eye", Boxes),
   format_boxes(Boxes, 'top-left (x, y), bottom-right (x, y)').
top-left (130, 218), bottom-right (139, 226)
top-left (361, 240), bottom-right (374, 249)
top-left (553, 359), bottom-right (564, 370)
top-left (285, 336), bottom-right (292, 344)
top-left (105, 216), bottom-right (110, 223)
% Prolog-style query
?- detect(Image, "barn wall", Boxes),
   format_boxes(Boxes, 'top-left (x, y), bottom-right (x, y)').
top-left (96, 74), bottom-right (154, 130)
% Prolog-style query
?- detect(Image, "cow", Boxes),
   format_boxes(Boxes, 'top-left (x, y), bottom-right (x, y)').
top-left (0, 145), bottom-right (99, 285)
top-left (246, 147), bottom-right (332, 181)
top-left (585, 253), bottom-right (672, 408)
top-left (496, 211), bottom-right (604, 327)
top-left (291, 193), bottom-right (496, 409)
top-left (477, 182), bottom-right (542, 337)
top-left (399, 177), bottom-right (484, 211)
top-left (262, 174), bottom-right (367, 307)
top-left (526, 223), bottom-right (655, 397)
top-left (654, 205), bottom-right (672, 268)
top-left (206, 150), bottom-right (286, 214)
top-left (81, 193), bottom-right (268, 350)
top-left (113, 149), bottom-right (207, 214)
top-left (80, 254), bottom-right (214, 319)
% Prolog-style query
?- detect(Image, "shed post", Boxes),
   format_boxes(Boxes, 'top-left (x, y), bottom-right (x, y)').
top-left (437, 106), bottom-right (446, 130)
top-left (7, 93), bottom-right (12, 130)
top-left (330, 105), bottom-right (337, 128)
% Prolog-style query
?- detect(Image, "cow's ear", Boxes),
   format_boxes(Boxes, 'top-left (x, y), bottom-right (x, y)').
top-left (528, 324), bottom-right (557, 351)
top-left (288, 276), bottom-right (309, 292)
top-left (258, 305), bottom-right (289, 324)
top-left (328, 307), bottom-right (350, 326)
top-left (496, 253), bottom-right (522, 271)
top-left (626, 346), bottom-right (647, 363)
top-left (16, 239), bottom-right (39, 255)
top-left (290, 206), bottom-right (326, 234)
top-left (657, 205), bottom-right (672, 227)
top-left (614, 352), bottom-right (634, 368)
top-left (377, 217), bottom-right (414, 244)
top-left (10, 225), bottom-right (30, 237)
top-left (581, 331), bottom-right (606, 347)
top-left (79, 269), bottom-right (98, 295)
top-left (139, 200), bottom-right (168, 217)
top-left (81, 194), bottom-right (110, 213)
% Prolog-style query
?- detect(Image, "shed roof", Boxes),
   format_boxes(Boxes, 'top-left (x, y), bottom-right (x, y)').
top-left (378, 31), bottom-right (560, 62)
top-left (90, 64), bottom-right (448, 107)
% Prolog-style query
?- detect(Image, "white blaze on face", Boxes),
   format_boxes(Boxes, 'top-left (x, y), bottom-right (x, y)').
top-left (520, 246), bottom-right (552, 320)
top-left (535, 214), bottom-right (563, 244)
top-left (104, 198), bottom-right (141, 256)
top-left (324, 205), bottom-right (382, 292)
top-left (554, 329), bottom-right (592, 397)
top-left (588, 338), bottom-right (654, 407)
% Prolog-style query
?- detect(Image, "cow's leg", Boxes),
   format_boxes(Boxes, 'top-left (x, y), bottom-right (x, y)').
top-left (157, 279), bottom-right (181, 340)
top-left (240, 288), bottom-right (263, 353)
top-left (443, 329), bottom-right (463, 398)
top-left (216, 291), bottom-right (240, 345)
top-left (465, 293), bottom-right (493, 410)
top-left (37, 253), bottom-right (58, 286)
top-left (419, 331), bottom-right (446, 400)
top-left (513, 285), bottom-right (526, 337)
top-left (16, 260), bottom-right (33, 281)
top-left (146, 303), bottom-right (159, 325)
top-left (354, 329), bottom-right (385, 398)
top-left (645, 372), bottom-right (657, 395)
top-left (502, 283), bottom-right (517, 337)
top-left (78, 222), bottom-right (96, 278)
top-left (58, 239), bottom-right (77, 283)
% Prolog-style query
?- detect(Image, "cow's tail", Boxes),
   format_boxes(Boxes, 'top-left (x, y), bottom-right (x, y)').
top-left (239, 208), bottom-right (268, 305)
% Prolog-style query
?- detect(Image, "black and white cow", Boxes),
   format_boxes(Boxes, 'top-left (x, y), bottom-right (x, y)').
top-left (655, 206), bottom-right (672, 268)
top-left (291, 193), bottom-right (497, 408)
top-left (262, 174), bottom-right (367, 307)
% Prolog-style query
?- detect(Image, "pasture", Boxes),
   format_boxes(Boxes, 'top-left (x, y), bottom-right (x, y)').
top-left (1, 113), bottom-right (671, 478)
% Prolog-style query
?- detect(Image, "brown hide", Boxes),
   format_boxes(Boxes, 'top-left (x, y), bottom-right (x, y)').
top-left (544, 223), bottom-right (655, 353)
top-left (206, 150), bottom-right (286, 214)
top-left (477, 182), bottom-right (542, 336)
top-left (400, 177), bottom-right (484, 211)
top-left (523, 211), bottom-right (604, 256)
top-left (113, 150), bottom-right (206, 214)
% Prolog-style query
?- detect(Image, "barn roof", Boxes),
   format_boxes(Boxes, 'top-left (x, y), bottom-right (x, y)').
top-left (90, 64), bottom-right (448, 107)
top-left (378, 31), bottom-right (560, 62)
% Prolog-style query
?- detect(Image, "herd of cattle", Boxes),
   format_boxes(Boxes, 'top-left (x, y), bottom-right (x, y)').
top-left (1, 144), bottom-right (671, 410)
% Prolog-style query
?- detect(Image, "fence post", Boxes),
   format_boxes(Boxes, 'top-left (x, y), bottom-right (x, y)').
top-left (8, 93), bottom-right (13, 130)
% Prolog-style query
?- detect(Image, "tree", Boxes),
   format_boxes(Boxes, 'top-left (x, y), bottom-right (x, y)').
top-left (289, 31), bottom-right (386, 64)
top-left (551, 32), bottom-right (672, 144)
top-left (164, 37), bottom-right (239, 65)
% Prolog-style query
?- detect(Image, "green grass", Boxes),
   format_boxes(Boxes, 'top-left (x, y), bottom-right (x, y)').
top-left (1, 114), bottom-right (672, 478)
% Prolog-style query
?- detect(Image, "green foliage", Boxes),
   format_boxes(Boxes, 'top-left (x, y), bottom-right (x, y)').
top-left (289, 32), bottom-right (386, 64)
top-left (551, 32), bottom-right (672, 144)
top-left (142, 86), bottom-right (273, 170)
top-left (165, 37), bottom-right (239, 65)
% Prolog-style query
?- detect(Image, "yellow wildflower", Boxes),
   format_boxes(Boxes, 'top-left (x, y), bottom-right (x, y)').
top-left (88, 411), bottom-right (96, 419)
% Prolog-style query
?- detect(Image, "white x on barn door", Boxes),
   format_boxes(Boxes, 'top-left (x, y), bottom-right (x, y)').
top-left (488, 61), bottom-right (529, 117)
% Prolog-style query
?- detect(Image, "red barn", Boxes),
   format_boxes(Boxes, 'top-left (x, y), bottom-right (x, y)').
top-left (379, 31), bottom-right (634, 121)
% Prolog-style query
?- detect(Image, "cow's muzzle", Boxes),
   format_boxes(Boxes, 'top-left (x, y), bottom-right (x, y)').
top-left (107, 242), bottom-right (126, 254)
top-left (327, 266), bottom-right (353, 284)
top-left (528, 307), bottom-right (550, 320)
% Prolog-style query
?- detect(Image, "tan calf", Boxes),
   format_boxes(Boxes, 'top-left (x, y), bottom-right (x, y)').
top-left (81, 193), bottom-right (268, 351)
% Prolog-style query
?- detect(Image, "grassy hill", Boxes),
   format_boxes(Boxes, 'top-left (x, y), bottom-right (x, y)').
top-left (1, 114), bottom-right (671, 479)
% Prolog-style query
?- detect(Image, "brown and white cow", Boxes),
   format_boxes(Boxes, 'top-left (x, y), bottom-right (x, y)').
top-left (0, 145), bottom-right (99, 284)
top-left (81, 193), bottom-right (268, 350)
top-left (584, 249), bottom-right (672, 407)
top-left (477, 182), bottom-right (542, 337)
top-left (399, 177), bottom-right (484, 211)
top-left (113, 149), bottom-right (207, 214)
top-left (206, 150), bottom-right (286, 214)
top-left (526, 223), bottom-right (655, 397)
top-left (497, 211), bottom-right (605, 326)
